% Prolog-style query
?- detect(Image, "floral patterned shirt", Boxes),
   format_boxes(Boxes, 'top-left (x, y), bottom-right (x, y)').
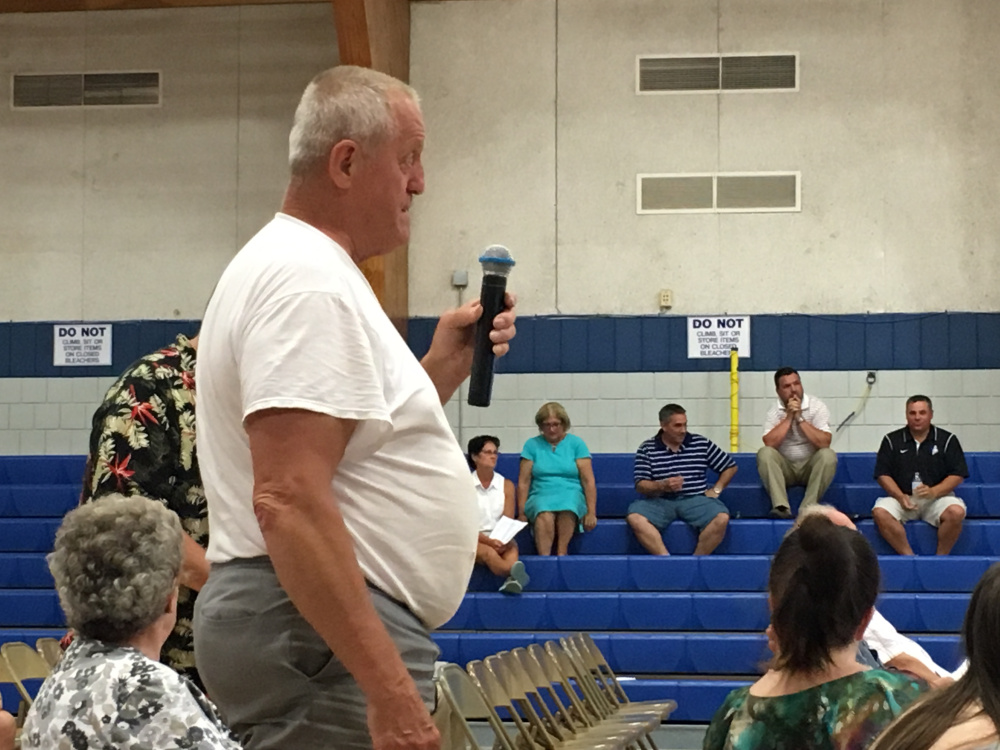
top-left (703, 670), bottom-right (926, 750)
top-left (21, 638), bottom-right (240, 749)
top-left (81, 333), bottom-right (205, 684)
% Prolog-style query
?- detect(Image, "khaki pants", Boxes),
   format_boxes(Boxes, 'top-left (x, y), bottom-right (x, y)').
top-left (756, 446), bottom-right (837, 510)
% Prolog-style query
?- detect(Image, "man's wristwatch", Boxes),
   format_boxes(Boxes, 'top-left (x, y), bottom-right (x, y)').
top-left (711, 486), bottom-right (722, 497)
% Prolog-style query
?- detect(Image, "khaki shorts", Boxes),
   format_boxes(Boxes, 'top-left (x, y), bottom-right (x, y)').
top-left (872, 493), bottom-right (965, 527)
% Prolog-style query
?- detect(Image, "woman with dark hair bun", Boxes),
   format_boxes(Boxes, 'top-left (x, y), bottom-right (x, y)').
top-left (871, 563), bottom-right (1000, 750)
top-left (703, 514), bottom-right (925, 750)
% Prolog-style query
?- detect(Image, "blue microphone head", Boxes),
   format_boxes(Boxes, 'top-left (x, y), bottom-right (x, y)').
top-left (479, 245), bottom-right (515, 278)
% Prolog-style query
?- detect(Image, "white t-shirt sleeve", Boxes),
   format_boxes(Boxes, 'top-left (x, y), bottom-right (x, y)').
top-left (238, 291), bottom-right (391, 426)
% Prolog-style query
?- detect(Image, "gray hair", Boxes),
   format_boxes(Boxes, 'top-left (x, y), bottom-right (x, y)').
top-left (48, 494), bottom-right (184, 643)
top-left (288, 65), bottom-right (420, 175)
top-left (795, 503), bottom-right (835, 525)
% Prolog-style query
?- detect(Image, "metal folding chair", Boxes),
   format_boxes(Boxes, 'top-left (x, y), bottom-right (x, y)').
top-left (436, 662), bottom-right (517, 750)
top-left (510, 647), bottom-right (652, 749)
top-left (568, 634), bottom-right (675, 721)
top-left (1, 642), bottom-right (50, 709)
top-left (35, 638), bottom-right (63, 669)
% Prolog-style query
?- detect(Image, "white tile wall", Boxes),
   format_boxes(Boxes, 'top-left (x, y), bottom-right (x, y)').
top-left (1, 370), bottom-right (996, 456)
top-left (444, 369), bottom-right (1000, 455)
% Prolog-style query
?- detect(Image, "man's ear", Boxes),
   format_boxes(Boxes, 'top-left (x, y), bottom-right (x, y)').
top-left (328, 140), bottom-right (359, 188)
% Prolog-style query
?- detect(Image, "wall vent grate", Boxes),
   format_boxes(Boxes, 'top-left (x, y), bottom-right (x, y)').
top-left (638, 172), bottom-right (801, 214)
top-left (12, 72), bottom-right (160, 108)
top-left (637, 54), bottom-right (797, 93)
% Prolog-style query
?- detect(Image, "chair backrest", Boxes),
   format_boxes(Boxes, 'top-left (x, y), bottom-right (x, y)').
top-left (529, 643), bottom-right (596, 730)
top-left (512, 648), bottom-right (587, 733)
top-left (468, 659), bottom-right (547, 750)
top-left (547, 640), bottom-right (614, 722)
top-left (563, 635), bottom-right (626, 710)
top-left (436, 663), bottom-right (516, 750)
top-left (575, 633), bottom-right (630, 704)
top-left (1, 641), bottom-right (51, 706)
top-left (494, 651), bottom-right (576, 744)
top-left (35, 637), bottom-right (63, 669)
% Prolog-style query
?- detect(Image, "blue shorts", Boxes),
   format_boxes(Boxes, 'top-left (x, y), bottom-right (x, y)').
top-left (627, 495), bottom-right (728, 532)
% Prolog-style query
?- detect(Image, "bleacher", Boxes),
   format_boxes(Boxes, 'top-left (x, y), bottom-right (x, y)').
top-left (1, 452), bottom-right (997, 721)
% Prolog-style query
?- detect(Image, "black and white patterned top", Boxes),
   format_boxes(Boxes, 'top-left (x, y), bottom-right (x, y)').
top-left (22, 638), bottom-right (241, 749)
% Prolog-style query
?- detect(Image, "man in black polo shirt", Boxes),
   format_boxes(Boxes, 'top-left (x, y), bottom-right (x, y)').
top-left (871, 395), bottom-right (968, 555)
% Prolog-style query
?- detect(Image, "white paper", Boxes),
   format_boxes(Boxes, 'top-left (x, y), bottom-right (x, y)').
top-left (489, 516), bottom-right (527, 545)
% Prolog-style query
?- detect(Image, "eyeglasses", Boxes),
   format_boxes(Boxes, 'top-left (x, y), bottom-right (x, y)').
top-left (541, 421), bottom-right (563, 429)
top-left (479, 449), bottom-right (499, 456)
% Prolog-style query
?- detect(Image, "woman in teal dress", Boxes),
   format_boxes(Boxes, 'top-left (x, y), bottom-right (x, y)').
top-left (703, 514), bottom-right (925, 750)
top-left (517, 402), bottom-right (597, 555)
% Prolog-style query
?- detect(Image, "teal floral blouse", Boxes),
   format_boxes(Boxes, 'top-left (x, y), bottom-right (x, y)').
top-left (703, 670), bottom-right (925, 750)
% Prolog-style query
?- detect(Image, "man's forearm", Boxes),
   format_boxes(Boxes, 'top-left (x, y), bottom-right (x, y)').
top-left (762, 418), bottom-right (792, 448)
top-left (877, 475), bottom-right (907, 502)
top-left (885, 652), bottom-right (941, 685)
top-left (931, 475), bottom-right (964, 498)
top-left (179, 534), bottom-right (210, 591)
top-left (636, 479), bottom-right (664, 497)
top-left (420, 352), bottom-right (469, 404)
top-left (715, 466), bottom-right (738, 491)
top-left (799, 420), bottom-right (832, 448)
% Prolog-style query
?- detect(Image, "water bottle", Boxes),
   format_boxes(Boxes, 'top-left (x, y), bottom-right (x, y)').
top-left (911, 472), bottom-right (922, 494)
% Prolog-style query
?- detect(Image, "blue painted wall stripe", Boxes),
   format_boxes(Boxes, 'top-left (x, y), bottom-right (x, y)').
top-left (410, 312), bottom-right (998, 374)
top-left (0, 313), bottom-right (995, 378)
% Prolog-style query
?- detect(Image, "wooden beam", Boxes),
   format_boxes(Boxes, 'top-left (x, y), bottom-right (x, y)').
top-left (0, 0), bottom-right (323, 11)
top-left (333, 0), bottom-right (411, 333)
top-left (0, 0), bottom-right (472, 14)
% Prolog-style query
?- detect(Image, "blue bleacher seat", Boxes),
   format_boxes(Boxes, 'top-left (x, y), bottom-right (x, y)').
top-left (4, 452), bottom-right (998, 726)
top-left (0, 456), bottom-right (86, 485)
top-left (629, 556), bottom-right (700, 591)
top-left (0, 519), bottom-right (60, 552)
top-left (0, 554), bottom-right (53, 588)
top-left (624, 679), bottom-right (751, 722)
top-left (0, 484), bottom-right (80, 517)
top-left (0, 591), bottom-right (65, 627)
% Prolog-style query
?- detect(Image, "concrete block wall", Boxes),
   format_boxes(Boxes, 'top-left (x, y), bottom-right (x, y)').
top-left (443, 369), bottom-right (1000, 457)
top-left (1, 368), bottom-right (996, 458)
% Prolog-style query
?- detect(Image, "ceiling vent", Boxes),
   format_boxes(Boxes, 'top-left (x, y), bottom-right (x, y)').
top-left (12, 72), bottom-right (160, 108)
top-left (637, 54), bottom-right (797, 94)
top-left (637, 172), bottom-right (800, 214)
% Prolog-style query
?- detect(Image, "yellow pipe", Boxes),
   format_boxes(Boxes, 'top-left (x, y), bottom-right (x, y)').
top-left (730, 347), bottom-right (739, 453)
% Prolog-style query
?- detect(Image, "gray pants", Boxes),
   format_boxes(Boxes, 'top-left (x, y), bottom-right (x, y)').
top-left (756, 446), bottom-right (838, 510)
top-left (193, 557), bottom-right (439, 750)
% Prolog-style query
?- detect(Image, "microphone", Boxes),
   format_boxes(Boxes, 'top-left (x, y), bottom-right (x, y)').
top-left (468, 245), bottom-right (515, 407)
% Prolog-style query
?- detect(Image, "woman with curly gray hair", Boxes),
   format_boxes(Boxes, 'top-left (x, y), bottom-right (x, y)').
top-left (21, 494), bottom-right (240, 750)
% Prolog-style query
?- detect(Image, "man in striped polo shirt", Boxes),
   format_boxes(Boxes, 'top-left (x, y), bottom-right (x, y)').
top-left (627, 403), bottom-right (737, 555)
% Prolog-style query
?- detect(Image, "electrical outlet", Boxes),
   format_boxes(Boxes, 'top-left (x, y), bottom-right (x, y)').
top-left (658, 289), bottom-right (673, 309)
top-left (451, 270), bottom-right (469, 289)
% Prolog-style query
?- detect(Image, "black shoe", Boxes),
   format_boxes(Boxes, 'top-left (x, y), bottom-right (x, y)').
top-left (769, 506), bottom-right (792, 520)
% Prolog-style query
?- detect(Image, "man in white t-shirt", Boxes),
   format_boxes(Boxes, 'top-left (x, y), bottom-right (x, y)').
top-left (192, 66), bottom-right (516, 750)
top-left (757, 367), bottom-right (837, 519)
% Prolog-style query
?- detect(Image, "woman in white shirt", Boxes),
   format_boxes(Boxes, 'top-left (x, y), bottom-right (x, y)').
top-left (469, 435), bottom-right (529, 594)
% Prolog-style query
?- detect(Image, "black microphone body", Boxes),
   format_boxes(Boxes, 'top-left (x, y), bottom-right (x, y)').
top-left (468, 246), bottom-right (515, 407)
